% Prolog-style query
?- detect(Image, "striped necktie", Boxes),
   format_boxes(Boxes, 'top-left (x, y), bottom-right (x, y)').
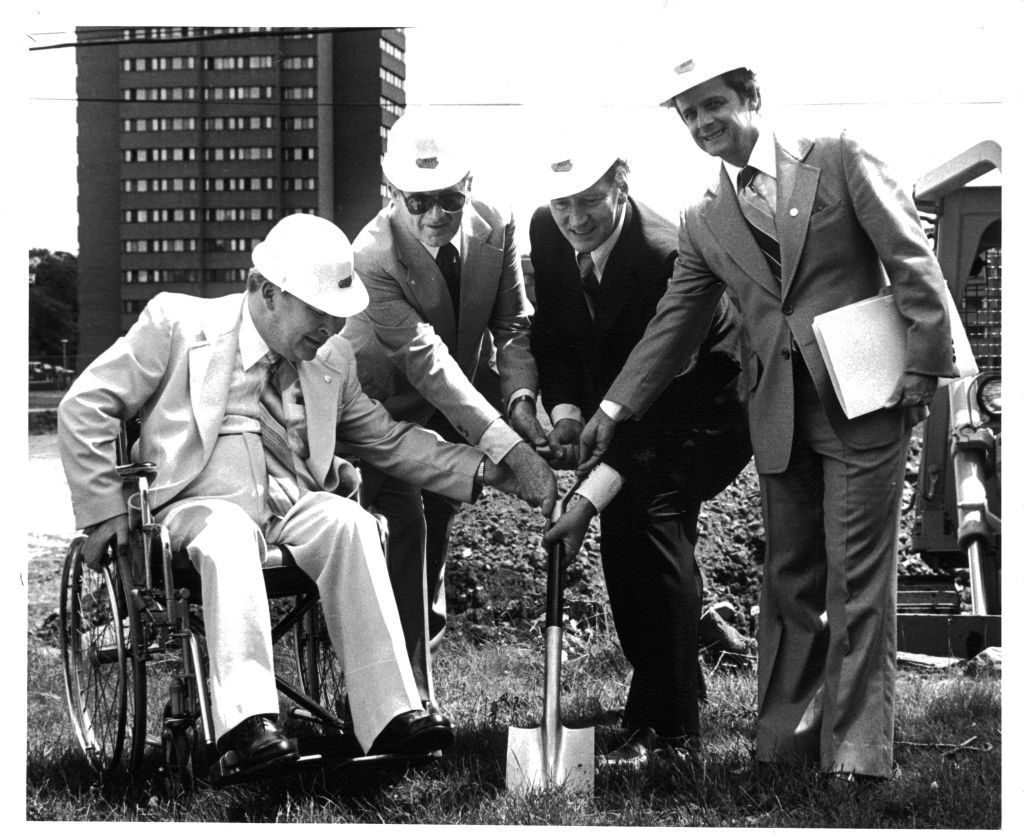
top-left (259, 356), bottom-right (314, 515)
top-left (737, 165), bottom-right (782, 281)
top-left (577, 251), bottom-right (599, 319)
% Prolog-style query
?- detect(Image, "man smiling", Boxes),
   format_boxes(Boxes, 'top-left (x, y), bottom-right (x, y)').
top-left (578, 54), bottom-right (958, 783)
top-left (532, 131), bottom-right (749, 768)
top-left (342, 113), bottom-right (556, 714)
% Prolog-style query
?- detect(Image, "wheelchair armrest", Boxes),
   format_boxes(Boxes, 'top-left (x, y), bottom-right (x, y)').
top-left (116, 462), bottom-right (159, 482)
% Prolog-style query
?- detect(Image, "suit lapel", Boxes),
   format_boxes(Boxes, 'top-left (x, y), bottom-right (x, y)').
top-left (594, 201), bottom-right (636, 335)
top-left (774, 135), bottom-right (818, 299)
top-left (457, 204), bottom-right (500, 368)
top-left (188, 295), bottom-right (244, 457)
top-left (296, 358), bottom-right (343, 488)
top-left (703, 165), bottom-right (780, 297)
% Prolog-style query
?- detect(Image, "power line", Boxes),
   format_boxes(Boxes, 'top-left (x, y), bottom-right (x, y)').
top-left (28, 26), bottom-right (402, 52)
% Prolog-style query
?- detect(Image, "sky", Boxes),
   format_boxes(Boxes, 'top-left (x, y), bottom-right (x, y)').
top-left (15, 0), bottom-right (1019, 255)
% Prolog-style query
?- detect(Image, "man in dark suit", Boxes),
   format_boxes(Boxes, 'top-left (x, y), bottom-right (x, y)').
top-left (534, 135), bottom-right (750, 767)
top-left (578, 56), bottom-right (958, 781)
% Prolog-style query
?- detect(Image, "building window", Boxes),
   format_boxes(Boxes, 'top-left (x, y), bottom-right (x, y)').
top-left (380, 67), bottom-right (404, 88)
top-left (283, 177), bottom-right (316, 192)
top-left (202, 55), bottom-right (275, 70)
top-left (282, 86), bottom-right (316, 101)
top-left (380, 96), bottom-right (404, 116)
top-left (283, 116), bottom-right (316, 131)
top-left (203, 177), bottom-right (276, 192)
top-left (282, 147), bottom-right (316, 161)
top-left (380, 37), bottom-right (405, 61)
top-left (203, 147), bottom-right (276, 161)
top-left (202, 115), bottom-right (275, 131)
top-left (202, 85), bottom-right (274, 102)
top-left (281, 56), bottom-right (315, 70)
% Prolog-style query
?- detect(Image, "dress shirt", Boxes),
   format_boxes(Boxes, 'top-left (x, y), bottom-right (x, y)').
top-left (721, 126), bottom-right (778, 199)
top-left (552, 204), bottom-right (630, 512)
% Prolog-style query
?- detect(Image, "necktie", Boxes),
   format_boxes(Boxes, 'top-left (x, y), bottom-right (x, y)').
top-left (577, 251), bottom-right (599, 319)
top-left (436, 242), bottom-right (461, 321)
top-left (259, 355), bottom-right (312, 515)
top-left (737, 165), bottom-right (782, 281)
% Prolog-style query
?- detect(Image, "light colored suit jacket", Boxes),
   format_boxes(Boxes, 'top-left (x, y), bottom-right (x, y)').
top-left (606, 131), bottom-right (958, 474)
top-left (58, 292), bottom-right (481, 529)
top-left (342, 198), bottom-right (537, 443)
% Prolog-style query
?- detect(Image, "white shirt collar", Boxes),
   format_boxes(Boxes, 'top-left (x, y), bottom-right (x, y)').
top-left (239, 296), bottom-right (273, 371)
top-left (576, 199), bottom-right (628, 281)
top-left (722, 126), bottom-right (777, 192)
top-left (423, 235), bottom-right (462, 261)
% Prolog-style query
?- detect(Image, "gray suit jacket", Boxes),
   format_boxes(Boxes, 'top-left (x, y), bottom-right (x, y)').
top-left (342, 199), bottom-right (537, 443)
top-left (605, 131), bottom-right (958, 474)
top-left (58, 292), bottom-right (481, 529)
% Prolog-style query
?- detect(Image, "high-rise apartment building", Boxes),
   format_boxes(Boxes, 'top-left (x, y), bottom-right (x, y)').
top-left (75, 26), bottom-right (406, 366)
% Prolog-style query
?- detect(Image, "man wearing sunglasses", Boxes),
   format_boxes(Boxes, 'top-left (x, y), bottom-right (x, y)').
top-left (342, 113), bottom-right (557, 714)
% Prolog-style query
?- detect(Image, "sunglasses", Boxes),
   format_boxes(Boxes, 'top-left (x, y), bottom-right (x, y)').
top-left (399, 190), bottom-right (468, 215)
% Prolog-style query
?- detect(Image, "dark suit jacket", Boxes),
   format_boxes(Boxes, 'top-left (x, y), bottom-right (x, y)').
top-left (530, 199), bottom-right (750, 507)
top-left (604, 132), bottom-right (958, 474)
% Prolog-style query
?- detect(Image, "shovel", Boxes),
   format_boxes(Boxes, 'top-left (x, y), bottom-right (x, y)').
top-left (506, 484), bottom-right (595, 794)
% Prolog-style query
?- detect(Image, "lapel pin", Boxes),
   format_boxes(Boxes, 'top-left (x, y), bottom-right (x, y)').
top-left (789, 207), bottom-right (799, 216)
top-left (323, 375), bottom-right (332, 383)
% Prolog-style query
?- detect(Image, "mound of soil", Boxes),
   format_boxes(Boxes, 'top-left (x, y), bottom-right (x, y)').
top-left (445, 434), bottom-right (932, 643)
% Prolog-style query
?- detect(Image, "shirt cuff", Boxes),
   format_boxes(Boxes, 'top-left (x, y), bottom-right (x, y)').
top-left (479, 418), bottom-right (523, 463)
top-left (599, 399), bottom-right (632, 422)
top-left (575, 462), bottom-right (625, 513)
top-left (550, 403), bottom-right (584, 426)
top-left (506, 387), bottom-right (535, 415)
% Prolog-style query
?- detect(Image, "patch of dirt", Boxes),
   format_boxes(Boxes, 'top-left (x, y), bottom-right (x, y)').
top-left (445, 433), bottom-right (934, 643)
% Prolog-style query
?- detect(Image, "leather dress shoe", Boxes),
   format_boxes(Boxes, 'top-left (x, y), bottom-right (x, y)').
top-left (369, 708), bottom-right (454, 756)
top-left (218, 714), bottom-right (299, 771)
top-left (597, 727), bottom-right (700, 772)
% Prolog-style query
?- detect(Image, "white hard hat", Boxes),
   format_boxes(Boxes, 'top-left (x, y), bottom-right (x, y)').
top-left (251, 214), bottom-right (369, 318)
top-left (382, 112), bottom-right (471, 193)
top-left (653, 55), bottom-right (752, 107)
top-left (540, 123), bottom-right (623, 201)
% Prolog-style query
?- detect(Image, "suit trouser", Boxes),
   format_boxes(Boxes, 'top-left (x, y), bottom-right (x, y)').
top-left (156, 437), bottom-right (420, 753)
top-left (599, 476), bottom-right (704, 740)
top-left (755, 358), bottom-right (907, 777)
top-left (359, 463), bottom-right (458, 705)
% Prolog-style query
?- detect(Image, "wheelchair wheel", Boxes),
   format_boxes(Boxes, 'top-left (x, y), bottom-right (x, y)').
top-left (161, 718), bottom-right (196, 797)
top-left (59, 537), bottom-right (148, 776)
top-left (293, 601), bottom-right (346, 718)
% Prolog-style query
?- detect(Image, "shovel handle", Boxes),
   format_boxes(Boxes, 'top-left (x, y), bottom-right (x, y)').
top-left (545, 479), bottom-right (583, 629)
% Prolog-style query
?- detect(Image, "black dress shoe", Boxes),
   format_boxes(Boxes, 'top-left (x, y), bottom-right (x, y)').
top-left (369, 708), bottom-right (454, 756)
top-left (598, 727), bottom-right (700, 772)
top-left (218, 715), bottom-right (299, 771)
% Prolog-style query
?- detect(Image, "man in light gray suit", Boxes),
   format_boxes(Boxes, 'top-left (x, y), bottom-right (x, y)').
top-left (578, 55), bottom-right (957, 782)
top-left (343, 113), bottom-right (556, 709)
top-left (59, 214), bottom-right (520, 771)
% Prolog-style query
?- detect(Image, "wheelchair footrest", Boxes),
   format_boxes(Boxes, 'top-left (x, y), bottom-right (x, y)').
top-left (207, 750), bottom-right (436, 786)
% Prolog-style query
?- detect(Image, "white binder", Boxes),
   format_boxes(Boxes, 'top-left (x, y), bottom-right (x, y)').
top-left (811, 286), bottom-right (977, 419)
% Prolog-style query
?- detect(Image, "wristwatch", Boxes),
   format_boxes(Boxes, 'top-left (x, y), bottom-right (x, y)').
top-left (508, 394), bottom-right (535, 415)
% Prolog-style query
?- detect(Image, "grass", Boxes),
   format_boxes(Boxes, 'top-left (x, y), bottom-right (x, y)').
top-left (26, 614), bottom-right (1002, 826)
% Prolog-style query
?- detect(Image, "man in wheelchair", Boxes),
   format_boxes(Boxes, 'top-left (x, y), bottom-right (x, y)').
top-left (58, 213), bottom-right (534, 773)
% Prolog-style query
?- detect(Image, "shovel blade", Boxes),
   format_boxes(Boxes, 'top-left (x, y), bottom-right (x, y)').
top-left (506, 724), bottom-right (595, 794)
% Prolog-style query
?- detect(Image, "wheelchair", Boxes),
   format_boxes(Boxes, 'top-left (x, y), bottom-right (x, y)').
top-left (58, 420), bottom-right (424, 794)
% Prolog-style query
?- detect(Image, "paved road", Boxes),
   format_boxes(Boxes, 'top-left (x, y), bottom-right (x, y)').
top-left (27, 432), bottom-right (77, 538)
